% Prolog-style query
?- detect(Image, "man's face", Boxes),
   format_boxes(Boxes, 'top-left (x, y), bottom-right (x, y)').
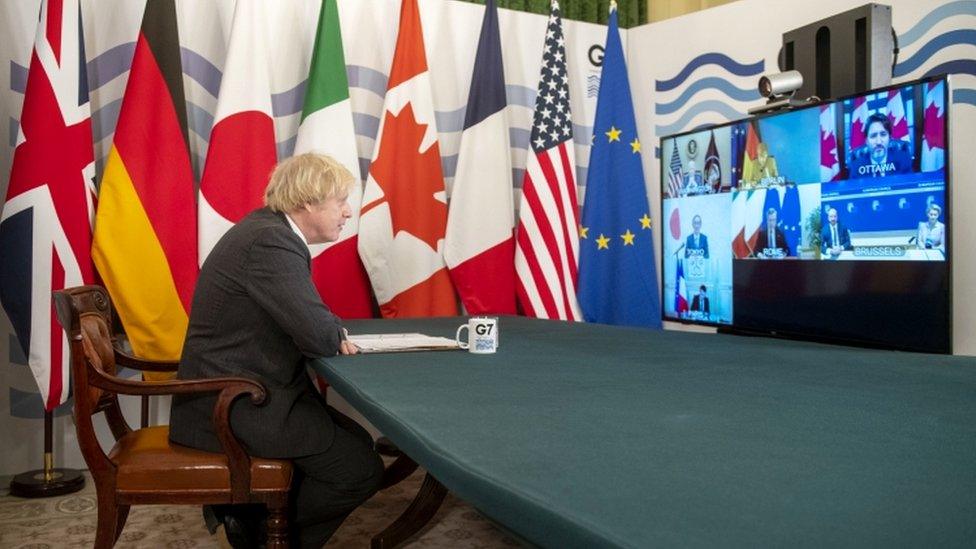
top-left (303, 194), bottom-right (351, 244)
top-left (867, 121), bottom-right (890, 161)
top-left (692, 217), bottom-right (702, 234)
top-left (828, 209), bottom-right (837, 225)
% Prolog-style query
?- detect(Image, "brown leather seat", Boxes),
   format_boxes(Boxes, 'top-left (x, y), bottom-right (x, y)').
top-left (53, 285), bottom-right (292, 548)
top-left (110, 426), bottom-right (292, 494)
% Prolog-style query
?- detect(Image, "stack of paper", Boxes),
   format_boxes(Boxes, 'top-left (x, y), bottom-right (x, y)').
top-left (347, 333), bottom-right (460, 353)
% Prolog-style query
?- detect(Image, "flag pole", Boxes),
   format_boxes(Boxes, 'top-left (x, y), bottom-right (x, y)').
top-left (9, 410), bottom-right (85, 497)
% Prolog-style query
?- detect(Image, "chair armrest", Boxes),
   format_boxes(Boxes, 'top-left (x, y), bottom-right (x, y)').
top-left (87, 365), bottom-right (265, 501)
top-left (88, 366), bottom-right (265, 402)
top-left (114, 348), bottom-right (179, 373)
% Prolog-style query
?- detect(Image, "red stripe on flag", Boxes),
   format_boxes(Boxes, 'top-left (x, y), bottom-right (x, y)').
top-left (535, 148), bottom-right (576, 319)
top-left (516, 226), bottom-right (557, 318)
top-left (515, 277), bottom-right (536, 317)
top-left (555, 142), bottom-right (580, 280)
top-left (114, 33), bottom-right (197, 312)
top-left (7, 50), bottom-right (95, 284)
top-left (522, 167), bottom-right (567, 318)
top-left (47, 0), bottom-right (64, 64)
top-left (48, 244), bottom-right (65, 411)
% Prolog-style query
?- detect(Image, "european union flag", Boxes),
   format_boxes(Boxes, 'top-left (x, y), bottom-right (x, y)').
top-left (577, 7), bottom-right (661, 329)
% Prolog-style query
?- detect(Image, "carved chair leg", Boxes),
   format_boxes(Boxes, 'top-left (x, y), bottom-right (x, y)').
top-left (93, 494), bottom-right (119, 549)
top-left (113, 504), bottom-right (131, 543)
top-left (266, 503), bottom-right (289, 549)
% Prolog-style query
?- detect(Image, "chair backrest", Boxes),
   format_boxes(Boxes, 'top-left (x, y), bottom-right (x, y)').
top-left (53, 285), bottom-right (133, 479)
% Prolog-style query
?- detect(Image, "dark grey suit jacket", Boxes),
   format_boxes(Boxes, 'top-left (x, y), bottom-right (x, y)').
top-left (169, 207), bottom-right (345, 458)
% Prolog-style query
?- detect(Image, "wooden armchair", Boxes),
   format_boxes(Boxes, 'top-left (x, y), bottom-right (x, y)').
top-left (53, 285), bottom-right (292, 548)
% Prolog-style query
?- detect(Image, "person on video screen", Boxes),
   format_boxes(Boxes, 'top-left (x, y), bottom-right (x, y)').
top-left (685, 215), bottom-right (709, 259)
top-left (820, 207), bottom-right (852, 257)
top-left (683, 160), bottom-right (705, 195)
top-left (741, 143), bottom-right (779, 188)
top-left (849, 113), bottom-right (912, 178)
top-left (754, 207), bottom-right (790, 258)
top-left (916, 203), bottom-right (946, 252)
top-left (690, 285), bottom-right (710, 318)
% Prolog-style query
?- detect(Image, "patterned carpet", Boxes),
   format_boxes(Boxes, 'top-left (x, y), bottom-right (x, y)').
top-left (0, 463), bottom-right (520, 548)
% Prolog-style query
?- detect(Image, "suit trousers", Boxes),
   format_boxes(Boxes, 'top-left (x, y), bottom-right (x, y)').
top-left (292, 404), bottom-right (385, 548)
top-left (216, 403), bottom-right (383, 548)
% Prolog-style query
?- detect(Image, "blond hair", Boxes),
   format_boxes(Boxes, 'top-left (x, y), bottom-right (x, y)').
top-left (264, 153), bottom-right (356, 212)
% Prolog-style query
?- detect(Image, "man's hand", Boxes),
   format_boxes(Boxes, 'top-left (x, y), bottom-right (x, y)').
top-left (340, 339), bottom-right (359, 355)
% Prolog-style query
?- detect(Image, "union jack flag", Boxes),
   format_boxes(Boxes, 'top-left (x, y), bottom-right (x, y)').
top-left (0, 0), bottom-right (96, 411)
top-left (514, 0), bottom-right (582, 320)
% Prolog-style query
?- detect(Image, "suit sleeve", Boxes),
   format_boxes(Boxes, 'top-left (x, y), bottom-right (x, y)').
top-left (244, 228), bottom-right (345, 358)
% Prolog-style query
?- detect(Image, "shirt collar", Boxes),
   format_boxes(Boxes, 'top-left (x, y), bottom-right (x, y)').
top-left (284, 213), bottom-right (308, 246)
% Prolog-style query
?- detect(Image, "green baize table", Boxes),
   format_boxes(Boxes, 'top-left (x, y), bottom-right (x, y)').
top-left (312, 316), bottom-right (976, 548)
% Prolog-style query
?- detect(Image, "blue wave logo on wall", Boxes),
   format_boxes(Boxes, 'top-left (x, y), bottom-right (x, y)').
top-left (893, 0), bottom-right (976, 108)
top-left (11, 44), bottom-right (595, 190)
top-left (654, 52), bottom-right (764, 139)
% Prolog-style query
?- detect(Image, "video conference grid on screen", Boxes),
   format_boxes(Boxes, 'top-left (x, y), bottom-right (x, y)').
top-left (660, 78), bottom-right (948, 329)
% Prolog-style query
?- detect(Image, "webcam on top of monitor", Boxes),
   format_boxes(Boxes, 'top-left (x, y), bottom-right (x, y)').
top-left (748, 70), bottom-right (813, 115)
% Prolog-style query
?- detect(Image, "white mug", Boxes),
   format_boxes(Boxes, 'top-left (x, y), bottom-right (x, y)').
top-left (455, 317), bottom-right (498, 354)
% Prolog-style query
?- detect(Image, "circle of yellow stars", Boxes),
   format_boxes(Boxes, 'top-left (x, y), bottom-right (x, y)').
top-left (578, 125), bottom-right (650, 251)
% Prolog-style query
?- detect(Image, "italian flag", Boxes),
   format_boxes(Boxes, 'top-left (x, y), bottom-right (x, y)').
top-left (294, 0), bottom-right (373, 318)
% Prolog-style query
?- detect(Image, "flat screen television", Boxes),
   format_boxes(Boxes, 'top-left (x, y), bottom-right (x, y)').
top-left (659, 76), bottom-right (950, 353)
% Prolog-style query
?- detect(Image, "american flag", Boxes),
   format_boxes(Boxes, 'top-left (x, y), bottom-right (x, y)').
top-left (514, 0), bottom-right (582, 320)
top-left (667, 141), bottom-right (683, 198)
top-left (0, 0), bottom-right (96, 411)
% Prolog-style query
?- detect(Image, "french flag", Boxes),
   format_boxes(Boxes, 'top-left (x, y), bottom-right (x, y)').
top-left (444, 0), bottom-right (516, 314)
top-left (674, 258), bottom-right (689, 315)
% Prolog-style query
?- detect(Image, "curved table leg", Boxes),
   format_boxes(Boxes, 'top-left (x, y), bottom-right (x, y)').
top-left (380, 454), bottom-right (419, 490)
top-left (371, 472), bottom-right (448, 549)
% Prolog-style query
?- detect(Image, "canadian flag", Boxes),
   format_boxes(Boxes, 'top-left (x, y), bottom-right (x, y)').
top-left (887, 89), bottom-right (909, 141)
top-left (819, 104), bottom-right (840, 182)
top-left (357, 0), bottom-right (457, 318)
top-left (921, 81), bottom-right (946, 172)
top-left (849, 96), bottom-right (868, 151)
top-left (198, 0), bottom-right (277, 264)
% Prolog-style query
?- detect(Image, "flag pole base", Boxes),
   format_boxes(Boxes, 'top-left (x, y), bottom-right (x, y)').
top-left (9, 468), bottom-right (85, 498)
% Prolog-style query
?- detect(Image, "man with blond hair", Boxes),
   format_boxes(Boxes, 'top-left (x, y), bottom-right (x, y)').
top-left (170, 153), bottom-right (383, 548)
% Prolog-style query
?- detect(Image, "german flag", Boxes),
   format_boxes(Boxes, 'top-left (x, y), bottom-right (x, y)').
top-left (91, 0), bottom-right (196, 371)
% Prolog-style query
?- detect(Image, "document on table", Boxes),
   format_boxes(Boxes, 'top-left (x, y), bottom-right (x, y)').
top-left (347, 333), bottom-right (460, 353)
